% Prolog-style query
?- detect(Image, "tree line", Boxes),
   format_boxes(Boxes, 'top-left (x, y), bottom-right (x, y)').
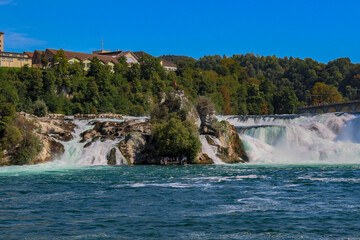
top-left (1, 51), bottom-right (354, 119)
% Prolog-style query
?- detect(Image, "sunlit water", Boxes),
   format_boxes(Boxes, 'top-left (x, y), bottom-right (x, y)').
top-left (1, 113), bottom-right (360, 239)
top-left (0, 165), bottom-right (360, 239)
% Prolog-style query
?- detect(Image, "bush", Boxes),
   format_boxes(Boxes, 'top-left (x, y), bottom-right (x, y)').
top-left (11, 132), bottom-right (42, 165)
top-left (152, 118), bottom-right (201, 163)
top-left (0, 103), bottom-right (16, 123)
top-left (211, 120), bottom-right (229, 134)
top-left (196, 96), bottom-right (216, 117)
top-left (2, 125), bottom-right (22, 150)
top-left (150, 93), bottom-right (182, 123)
top-left (33, 100), bottom-right (48, 117)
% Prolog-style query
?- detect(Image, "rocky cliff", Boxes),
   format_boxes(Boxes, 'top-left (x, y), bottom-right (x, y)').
top-left (196, 97), bottom-right (249, 163)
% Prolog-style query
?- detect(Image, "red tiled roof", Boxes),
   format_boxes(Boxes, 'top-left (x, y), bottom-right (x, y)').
top-left (24, 51), bottom-right (34, 58)
top-left (47, 49), bottom-right (118, 64)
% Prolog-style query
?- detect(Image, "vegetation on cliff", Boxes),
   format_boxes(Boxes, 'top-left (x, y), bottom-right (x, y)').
top-left (0, 112), bottom-right (43, 165)
top-left (152, 118), bottom-right (201, 163)
top-left (150, 91), bottom-right (201, 163)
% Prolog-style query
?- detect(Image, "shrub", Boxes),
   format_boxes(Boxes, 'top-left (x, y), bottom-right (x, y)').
top-left (11, 133), bottom-right (42, 165)
top-left (211, 120), bottom-right (229, 134)
top-left (152, 118), bottom-right (201, 163)
top-left (196, 96), bottom-right (215, 118)
top-left (2, 125), bottom-right (22, 150)
top-left (33, 99), bottom-right (48, 117)
top-left (150, 93), bottom-right (181, 123)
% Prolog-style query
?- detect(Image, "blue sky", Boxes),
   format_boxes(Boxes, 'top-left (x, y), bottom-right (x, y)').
top-left (1, 0), bottom-right (360, 63)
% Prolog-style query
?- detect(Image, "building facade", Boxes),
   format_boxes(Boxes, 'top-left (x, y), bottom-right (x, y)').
top-left (43, 49), bottom-right (118, 72)
top-left (0, 31), bottom-right (33, 68)
top-left (0, 32), bottom-right (4, 52)
top-left (0, 52), bottom-right (32, 68)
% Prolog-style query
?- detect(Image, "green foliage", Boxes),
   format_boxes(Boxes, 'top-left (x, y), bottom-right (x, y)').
top-left (0, 52), bottom-right (359, 119)
top-left (151, 93), bottom-right (183, 123)
top-left (2, 125), bottom-right (22, 150)
top-left (273, 87), bottom-right (299, 114)
top-left (196, 96), bottom-right (216, 118)
top-left (152, 118), bottom-right (201, 163)
top-left (33, 99), bottom-right (48, 117)
top-left (211, 120), bottom-right (229, 134)
top-left (11, 132), bottom-right (42, 165)
top-left (0, 115), bottom-right (43, 165)
top-left (0, 103), bottom-right (16, 123)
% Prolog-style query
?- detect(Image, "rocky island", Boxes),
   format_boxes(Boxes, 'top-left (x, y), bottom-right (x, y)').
top-left (1, 92), bottom-right (248, 166)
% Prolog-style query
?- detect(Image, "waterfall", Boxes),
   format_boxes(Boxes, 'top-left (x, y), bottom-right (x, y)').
top-left (53, 119), bottom-right (128, 166)
top-left (199, 135), bottom-right (225, 164)
top-left (219, 113), bottom-right (360, 164)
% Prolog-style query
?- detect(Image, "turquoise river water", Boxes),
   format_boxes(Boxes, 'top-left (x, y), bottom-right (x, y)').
top-left (1, 164), bottom-right (360, 239)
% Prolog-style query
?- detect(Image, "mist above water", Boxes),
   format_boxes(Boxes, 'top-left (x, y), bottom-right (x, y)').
top-left (220, 113), bottom-right (360, 164)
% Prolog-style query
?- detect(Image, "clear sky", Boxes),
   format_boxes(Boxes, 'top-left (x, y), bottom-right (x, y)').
top-left (1, 0), bottom-right (360, 63)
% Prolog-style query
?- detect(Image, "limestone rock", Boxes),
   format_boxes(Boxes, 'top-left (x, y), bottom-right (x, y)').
top-left (74, 113), bottom-right (123, 119)
top-left (119, 132), bottom-right (149, 165)
top-left (196, 152), bottom-right (214, 164)
top-left (202, 123), bottom-right (248, 163)
top-left (19, 113), bottom-right (75, 164)
top-left (33, 135), bottom-right (65, 164)
top-left (107, 148), bottom-right (117, 165)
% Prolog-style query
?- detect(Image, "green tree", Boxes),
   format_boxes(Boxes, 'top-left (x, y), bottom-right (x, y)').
top-left (273, 87), bottom-right (299, 114)
top-left (152, 118), bottom-right (201, 163)
top-left (311, 82), bottom-right (343, 104)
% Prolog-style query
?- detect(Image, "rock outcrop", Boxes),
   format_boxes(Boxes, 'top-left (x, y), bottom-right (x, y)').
top-left (80, 120), bottom-right (151, 143)
top-left (153, 90), bottom-right (199, 125)
top-left (203, 123), bottom-right (248, 163)
top-left (25, 113), bottom-right (75, 163)
top-left (33, 135), bottom-right (65, 164)
top-left (80, 120), bottom-right (152, 164)
top-left (74, 113), bottom-right (123, 119)
top-left (119, 132), bottom-right (150, 164)
top-left (107, 148), bottom-right (117, 165)
top-left (196, 97), bottom-right (249, 163)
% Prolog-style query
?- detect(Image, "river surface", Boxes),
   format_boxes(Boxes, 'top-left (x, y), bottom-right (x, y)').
top-left (1, 164), bottom-right (360, 239)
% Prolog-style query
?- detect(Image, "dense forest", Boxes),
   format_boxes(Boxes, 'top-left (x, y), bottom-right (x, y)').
top-left (1, 51), bottom-right (355, 120)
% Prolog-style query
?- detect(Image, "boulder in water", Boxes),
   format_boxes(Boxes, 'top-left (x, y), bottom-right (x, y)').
top-left (119, 132), bottom-right (150, 164)
top-left (107, 148), bottom-right (117, 165)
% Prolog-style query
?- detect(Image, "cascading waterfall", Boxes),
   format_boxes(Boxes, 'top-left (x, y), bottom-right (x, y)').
top-left (219, 113), bottom-right (360, 164)
top-left (53, 118), bottom-right (131, 166)
top-left (199, 135), bottom-right (225, 164)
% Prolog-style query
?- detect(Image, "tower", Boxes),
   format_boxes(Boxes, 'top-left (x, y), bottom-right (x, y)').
top-left (0, 32), bottom-right (4, 52)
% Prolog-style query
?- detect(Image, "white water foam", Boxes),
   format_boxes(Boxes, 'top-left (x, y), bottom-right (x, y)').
top-left (220, 113), bottom-right (360, 164)
top-left (199, 135), bottom-right (225, 164)
top-left (0, 119), bottom-right (129, 174)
